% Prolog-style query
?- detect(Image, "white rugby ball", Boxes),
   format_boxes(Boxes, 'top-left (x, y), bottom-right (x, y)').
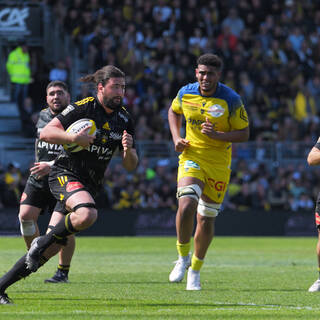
top-left (63, 118), bottom-right (96, 152)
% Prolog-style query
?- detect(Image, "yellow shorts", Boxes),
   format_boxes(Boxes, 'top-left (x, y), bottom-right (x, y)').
top-left (177, 155), bottom-right (231, 203)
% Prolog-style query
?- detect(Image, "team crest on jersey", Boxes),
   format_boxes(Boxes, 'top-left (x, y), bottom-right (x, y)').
top-left (184, 160), bottom-right (200, 171)
top-left (208, 104), bottom-right (224, 117)
top-left (61, 104), bottom-right (74, 116)
top-left (103, 122), bottom-right (110, 130)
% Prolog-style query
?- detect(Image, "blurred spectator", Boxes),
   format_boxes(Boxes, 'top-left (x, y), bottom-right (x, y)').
top-left (4, 162), bottom-right (23, 207)
top-left (76, 83), bottom-right (93, 101)
top-left (6, 41), bottom-right (31, 116)
top-left (221, 8), bottom-right (245, 37)
top-left (113, 183), bottom-right (141, 210)
top-left (296, 193), bottom-right (314, 211)
top-left (267, 181), bottom-right (288, 210)
top-left (20, 96), bottom-right (38, 137)
top-left (49, 60), bottom-right (68, 83)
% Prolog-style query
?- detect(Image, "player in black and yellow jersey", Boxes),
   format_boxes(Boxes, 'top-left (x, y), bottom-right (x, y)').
top-left (0, 66), bottom-right (138, 304)
top-left (19, 80), bottom-right (75, 284)
top-left (307, 139), bottom-right (320, 292)
top-left (168, 54), bottom-right (249, 290)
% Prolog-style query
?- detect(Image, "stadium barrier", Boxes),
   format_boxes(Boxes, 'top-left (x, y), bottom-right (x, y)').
top-left (0, 208), bottom-right (316, 237)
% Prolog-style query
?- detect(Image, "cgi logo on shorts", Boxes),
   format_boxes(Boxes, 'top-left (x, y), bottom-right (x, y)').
top-left (207, 178), bottom-right (226, 192)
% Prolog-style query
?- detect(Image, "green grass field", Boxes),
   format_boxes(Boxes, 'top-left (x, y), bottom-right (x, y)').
top-left (0, 236), bottom-right (320, 319)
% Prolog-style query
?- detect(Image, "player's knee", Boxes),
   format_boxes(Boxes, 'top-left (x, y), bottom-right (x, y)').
top-left (178, 198), bottom-right (198, 218)
top-left (19, 219), bottom-right (36, 236)
top-left (177, 184), bottom-right (202, 202)
top-left (197, 199), bottom-right (221, 218)
top-left (74, 206), bottom-right (97, 227)
top-left (19, 210), bottom-right (37, 221)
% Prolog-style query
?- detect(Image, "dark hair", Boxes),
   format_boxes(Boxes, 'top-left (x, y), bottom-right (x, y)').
top-left (79, 65), bottom-right (125, 90)
top-left (197, 53), bottom-right (223, 71)
top-left (46, 80), bottom-right (69, 93)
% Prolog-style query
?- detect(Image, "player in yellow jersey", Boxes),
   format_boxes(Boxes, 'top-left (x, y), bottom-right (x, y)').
top-left (168, 53), bottom-right (249, 290)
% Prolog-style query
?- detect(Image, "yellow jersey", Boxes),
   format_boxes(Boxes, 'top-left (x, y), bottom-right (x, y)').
top-left (171, 81), bottom-right (249, 166)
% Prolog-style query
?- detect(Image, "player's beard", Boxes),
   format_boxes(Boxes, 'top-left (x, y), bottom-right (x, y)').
top-left (103, 96), bottom-right (123, 110)
top-left (50, 102), bottom-right (67, 114)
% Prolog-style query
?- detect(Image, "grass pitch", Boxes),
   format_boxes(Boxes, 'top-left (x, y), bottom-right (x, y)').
top-left (0, 236), bottom-right (320, 319)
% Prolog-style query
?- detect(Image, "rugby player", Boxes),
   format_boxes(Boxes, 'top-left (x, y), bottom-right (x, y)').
top-left (168, 53), bottom-right (249, 290)
top-left (307, 139), bottom-right (320, 292)
top-left (19, 80), bottom-right (75, 283)
top-left (0, 65), bottom-right (138, 304)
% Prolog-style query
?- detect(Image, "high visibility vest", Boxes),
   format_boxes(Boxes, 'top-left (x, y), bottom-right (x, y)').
top-left (6, 46), bottom-right (31, 84)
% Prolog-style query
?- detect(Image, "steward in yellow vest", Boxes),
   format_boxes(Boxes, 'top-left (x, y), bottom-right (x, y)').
top-left (6, 44), bottom-right (31, 85)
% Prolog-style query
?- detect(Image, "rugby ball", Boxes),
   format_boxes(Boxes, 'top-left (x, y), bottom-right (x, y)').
top-left (63, 118), bottom-right (96, 152)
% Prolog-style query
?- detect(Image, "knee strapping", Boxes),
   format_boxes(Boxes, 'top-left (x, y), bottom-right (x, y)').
top-left (19, 219), bottom-right (36, 236)
top-left (197, 199), bottom-right (221, 217)
top-left (176, 184), bottom-right (202, 201)
top-left (73, 203), bottom-right (96, 212)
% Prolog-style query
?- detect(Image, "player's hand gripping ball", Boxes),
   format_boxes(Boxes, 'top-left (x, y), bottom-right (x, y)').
top-left (63, 118), bottom-right (96, 152)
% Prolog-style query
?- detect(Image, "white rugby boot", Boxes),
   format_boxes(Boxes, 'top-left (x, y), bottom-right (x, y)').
top-left (186, 267), bottom-right (201, 290)
top-left (169, 254), bottom-right (191, 282)
top-left (308, 279), bottom-right (320, 292)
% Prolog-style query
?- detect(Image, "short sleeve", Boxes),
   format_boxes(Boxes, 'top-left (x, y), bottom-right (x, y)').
top-left (171, 90), bottom-right (183, 114)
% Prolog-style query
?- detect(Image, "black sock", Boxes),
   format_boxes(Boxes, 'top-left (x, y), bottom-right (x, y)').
top-left (58, 264), bottom-right (70, 275)
top-left (37, 213), bottom-right (79, 252)
top-left (0, 254), bottom-right (48, 293)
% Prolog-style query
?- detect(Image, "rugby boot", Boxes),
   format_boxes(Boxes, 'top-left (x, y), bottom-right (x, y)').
top-left (169, 254), bottom-right (191, 282)
top-left (308, 279), bottom-right (320, 292)
top-left (0, 292), bottom-right (13, 305)
top-left (25, 236), bottom-right (44, 272)
top-left (44, 269), bottom-right (69, 283)
top-left (186, 267), bottom-right (201, 291)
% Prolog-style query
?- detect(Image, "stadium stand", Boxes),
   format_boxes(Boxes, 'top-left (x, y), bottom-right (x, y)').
top-left (0, 0), bottom-right (319, 221)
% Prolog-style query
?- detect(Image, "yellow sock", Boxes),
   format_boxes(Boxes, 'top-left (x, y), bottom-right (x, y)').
top-left (176, 240), bottom-right (190, 257)
top-left (191, 254), bottom-right (204, 271)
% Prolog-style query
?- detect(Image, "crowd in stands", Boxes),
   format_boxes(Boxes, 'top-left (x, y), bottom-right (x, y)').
top-left (42, 0), bottom-right (320, 144)
top-left (0, 156), bottom-right (318, 213)
top-left (3, 0), bottom-right (320, 213)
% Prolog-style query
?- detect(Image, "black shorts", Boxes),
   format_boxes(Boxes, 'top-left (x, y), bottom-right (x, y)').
top-left (20, 181), bottom-right (68, 215)
top-left (49, 166), bottom-right (94, 211)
